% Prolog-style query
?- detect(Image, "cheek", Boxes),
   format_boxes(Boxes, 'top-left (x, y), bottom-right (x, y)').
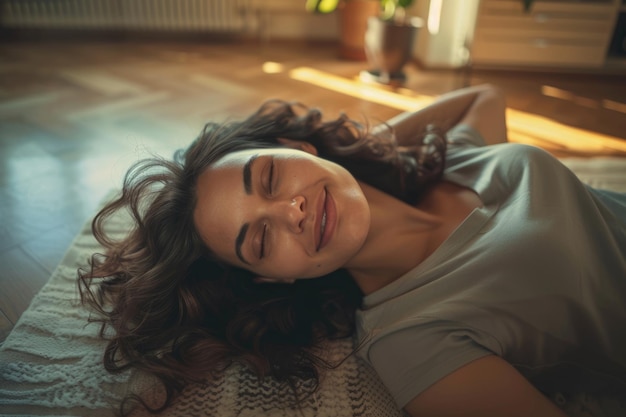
top-left (267, 243), bottom-right (310, 277)
top-left (271, 251), bottom-right (344, 280)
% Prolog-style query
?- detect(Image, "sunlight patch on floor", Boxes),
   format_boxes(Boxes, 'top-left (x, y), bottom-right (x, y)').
top-left (262, 62), bottom-right (285, 74)
top-left (542, 85), bottom-right (626, 114)
top-left (289, 67), bottom-right (435, 111)
top-left (505, 111), bottom-right (626, 154)
top-left (290, 67), bottom-right (626, 155)
top-left (602, 99), bottom-right (626, 114)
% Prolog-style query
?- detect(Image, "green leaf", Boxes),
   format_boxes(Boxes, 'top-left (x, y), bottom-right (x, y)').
top-left (380, 0), bottom-right (396, 20)
top-left (305, 0), bottom-right (341, 14)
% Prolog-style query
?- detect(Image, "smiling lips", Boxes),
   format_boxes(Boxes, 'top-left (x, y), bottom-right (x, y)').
top-left (320, 209), bottom-right (327, 243)
top-left (316, 187), bottom-right (336, 251)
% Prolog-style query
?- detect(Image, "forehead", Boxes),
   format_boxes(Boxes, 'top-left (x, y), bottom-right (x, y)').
top-left (192, 154), bottom-right (247, 266)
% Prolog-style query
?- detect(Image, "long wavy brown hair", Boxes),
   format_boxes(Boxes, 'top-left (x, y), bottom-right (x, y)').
top-left (78, 100), bottom-right (446, 415)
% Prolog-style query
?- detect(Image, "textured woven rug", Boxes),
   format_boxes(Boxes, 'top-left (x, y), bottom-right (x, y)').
top-left (0, 156), bottom-right (625, 417)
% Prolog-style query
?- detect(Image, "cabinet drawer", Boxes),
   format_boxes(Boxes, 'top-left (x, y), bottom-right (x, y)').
top-left (477, 14), bottom-right (613, 36)
top-left (476, 27), bottom-right (611, 44)
top-left (476, 0), bottom-right (615, 37)
top-left (479, 0), bottom-right (616, 16)
top-left (472, 38), bottom-right (608, 67)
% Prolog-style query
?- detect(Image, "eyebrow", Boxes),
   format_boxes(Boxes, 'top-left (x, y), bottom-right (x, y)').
top-left (235, 223), bottom-right (250, 265)
top-left (243, 153), bottom-right (259, 195)
top-left (236, 154), bottom-right (259, 265)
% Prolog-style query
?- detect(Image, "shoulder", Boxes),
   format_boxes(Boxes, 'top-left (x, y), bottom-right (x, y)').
top-left (446, 124), bottom-right (553, 162)
top-left (444, 141), bottom-right (567, 202)
top-left (446, 137), bottom-right (559, 174)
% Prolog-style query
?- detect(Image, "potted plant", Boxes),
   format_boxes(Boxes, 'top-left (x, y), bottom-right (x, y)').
top-left (362, 0), bottom-right (421, 85)
top-left (306, 0), bottom-right (421, 84)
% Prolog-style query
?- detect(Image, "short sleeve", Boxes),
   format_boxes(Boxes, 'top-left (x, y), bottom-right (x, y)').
top-left (366, 323), bottom-right (493, 408)
top-left (446, 124), bottom-right (486, 148)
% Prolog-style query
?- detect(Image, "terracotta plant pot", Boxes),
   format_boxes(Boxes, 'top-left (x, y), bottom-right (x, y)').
top-left (363, 16), bottom-right (423, 84)
top-left (338, 0), bottom-right (381, 61)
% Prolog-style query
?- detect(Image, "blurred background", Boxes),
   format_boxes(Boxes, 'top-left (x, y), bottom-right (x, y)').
top-left (1, 0), bottom-right (625, 342)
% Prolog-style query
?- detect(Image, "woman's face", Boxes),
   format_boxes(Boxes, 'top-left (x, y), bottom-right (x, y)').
top-left (193, 146), bottom-right (370, 282)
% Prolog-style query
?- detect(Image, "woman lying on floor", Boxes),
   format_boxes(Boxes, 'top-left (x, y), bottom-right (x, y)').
top-left (79, 84), bottom-right (626, 416)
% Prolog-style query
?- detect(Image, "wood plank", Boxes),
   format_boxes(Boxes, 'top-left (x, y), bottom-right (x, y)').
top-left (0, 247), bottom-right (50, 324)
top-left (0, 309), bottom-right (12, 345)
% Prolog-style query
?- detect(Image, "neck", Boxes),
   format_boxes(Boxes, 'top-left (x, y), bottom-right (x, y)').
top-left (345, 182), bottom-right (442, 295)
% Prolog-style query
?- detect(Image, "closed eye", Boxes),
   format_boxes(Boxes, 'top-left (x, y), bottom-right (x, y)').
top-left (260, 223), bottom-right (268, 259)
top-left (267, 158), bottom-right (275, 195)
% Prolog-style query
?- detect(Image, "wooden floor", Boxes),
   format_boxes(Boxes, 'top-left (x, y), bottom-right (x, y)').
top-left (0, 38), bottom-right (625, 343)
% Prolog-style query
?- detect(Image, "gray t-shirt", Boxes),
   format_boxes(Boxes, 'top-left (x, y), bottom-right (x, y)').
top-left (355, 125), bottom-right (626, 408)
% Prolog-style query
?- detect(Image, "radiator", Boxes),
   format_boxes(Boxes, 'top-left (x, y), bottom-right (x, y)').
top-left (0, 0), bottom-right (256, 32)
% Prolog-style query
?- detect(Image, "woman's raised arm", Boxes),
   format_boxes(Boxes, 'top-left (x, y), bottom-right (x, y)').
top-left (376, 84), bottom-right (508, 146)
top-left (404, 355), bottom-right (568, 417)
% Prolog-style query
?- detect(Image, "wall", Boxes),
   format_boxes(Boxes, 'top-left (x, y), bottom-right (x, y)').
top-left (257, 0), bottom-right (339, 40)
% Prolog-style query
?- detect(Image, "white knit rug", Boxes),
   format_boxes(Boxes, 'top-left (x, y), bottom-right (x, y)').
top-left (0, 156), bottom-right (625, 417)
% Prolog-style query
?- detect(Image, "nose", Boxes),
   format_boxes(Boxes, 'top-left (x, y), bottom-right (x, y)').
top-left (274, 195), bottom-right (306, 233)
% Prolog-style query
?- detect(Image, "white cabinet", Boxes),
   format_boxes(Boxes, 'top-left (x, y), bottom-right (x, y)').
top-left (471, 0), bottom-right (622, 69)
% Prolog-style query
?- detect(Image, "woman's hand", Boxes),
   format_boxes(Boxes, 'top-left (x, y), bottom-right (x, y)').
top-left (404, 355), bottom-right (568, 417)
